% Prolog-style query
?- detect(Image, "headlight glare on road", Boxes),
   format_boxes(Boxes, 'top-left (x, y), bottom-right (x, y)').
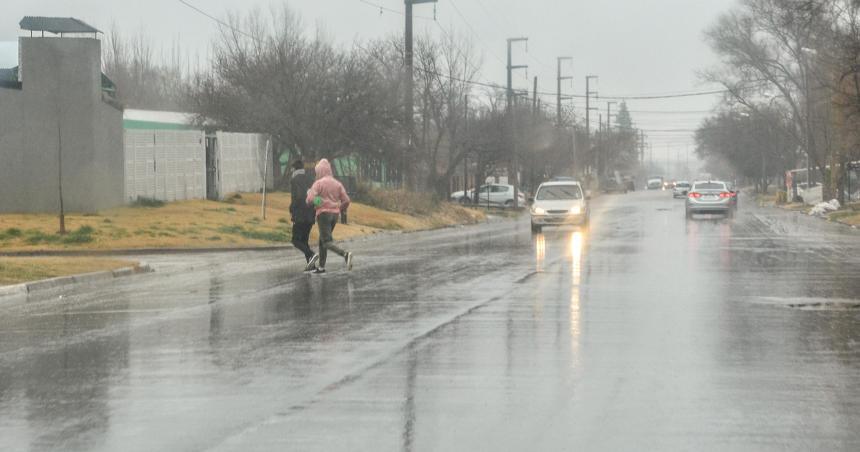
top-left (532, 207), bottom-right (546, 215)
top-left (569, 206), bottom-right (581, 215)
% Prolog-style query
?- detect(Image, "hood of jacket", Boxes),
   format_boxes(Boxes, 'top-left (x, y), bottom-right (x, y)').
top-left (315, 159), bottom-right (333, 179)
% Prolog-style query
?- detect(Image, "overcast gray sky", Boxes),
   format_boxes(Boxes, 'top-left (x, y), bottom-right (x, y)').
top-left (1, 0), bottom-right (737, 162)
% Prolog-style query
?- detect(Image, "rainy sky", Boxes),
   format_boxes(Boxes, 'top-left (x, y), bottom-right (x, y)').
top-left (1, 0), bottom-right (737, 163)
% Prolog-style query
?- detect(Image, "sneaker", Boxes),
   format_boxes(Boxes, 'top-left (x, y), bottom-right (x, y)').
top-left (345, 252), bottom-right (354, 271)
top-left (304, 254), bottom-right (320, 272)
top-left (312, 268), bottom-right (326, 274)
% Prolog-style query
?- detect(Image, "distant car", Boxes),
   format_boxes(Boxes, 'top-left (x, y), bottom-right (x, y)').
top-left (647, 178), bottom-right (663, 190)
top-left (685, 180), bottom-right (737, 218)
top-left (672, 181), bottom-right (691, 198)
top-left (450, 188), bottom-right (474, 204)
top-left (623, 176), bottom-right (636, 192)
top-left (601, 177), bottom-right (628, 194)
top-left (529, 181), bottom-right (589, 232)
top-left (451, 184), bottom-right (525, 207)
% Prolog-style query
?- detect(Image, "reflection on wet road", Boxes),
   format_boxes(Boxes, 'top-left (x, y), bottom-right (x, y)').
top-left (1, 190), bottom-right (859, 450)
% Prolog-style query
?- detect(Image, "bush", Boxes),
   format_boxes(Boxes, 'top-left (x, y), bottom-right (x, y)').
top-left (22, 225), bottom-right (95, 245)
top-left (217, 225), bottom-right (290, 242)
top-left (132, 197), bottom-right (165, 208)
top-left (0, 228), bottom-right (22, 240)
top-left (62, 226), bottom-right (95, 244)
top-left (354, 185), bottom-right (440, 216)
top-left (223, 193), bottom-right (243, 204)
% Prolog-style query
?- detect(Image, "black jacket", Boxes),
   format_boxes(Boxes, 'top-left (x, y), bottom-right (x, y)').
top-left (290, 169), bottom-right (316, 224)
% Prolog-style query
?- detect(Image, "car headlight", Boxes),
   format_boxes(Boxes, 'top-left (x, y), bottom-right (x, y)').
top-left (532, 207), bottom-right (546, 215)
top-left (569, 206), bottom-right (581, 215)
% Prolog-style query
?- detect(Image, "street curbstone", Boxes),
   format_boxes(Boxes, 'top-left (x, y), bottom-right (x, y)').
top-left (0, 263), bottom-right (156, 300)
top-left (25, 275), bottom-right (76, 293)
top-left (0, 283), bottom-right (27, 297)
top-left (112, 267), bottom-right (134, 277)
top-left (72, 271), bottom-right (114, 285)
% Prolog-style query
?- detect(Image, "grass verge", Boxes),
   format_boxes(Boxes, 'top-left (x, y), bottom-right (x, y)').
top-left (827, 202), bottom-right (860, 226)
top-left (0, 192), bottom-right (485, 252)
top-left (0, 257), bottom-right (134, 286)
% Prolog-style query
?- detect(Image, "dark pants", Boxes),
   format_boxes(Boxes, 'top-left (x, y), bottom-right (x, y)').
top-left (291, 221), bottom-right (315, 262)
top-left (317, 212), bottom-right (347, 268)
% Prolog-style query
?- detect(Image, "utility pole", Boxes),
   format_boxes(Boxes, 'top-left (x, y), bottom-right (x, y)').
top-left (507, 37), bottom-right (528, 209)
top-left (463, 94), bottom-right (469, 199)
top-left (585, 75), bottom-right (598, 175)
top-left (532, 76), bottom-right (538, 115)
top-left (404, 0), bottom-right (437, 190)
top-left (557, 57), bottom-right (572, 127)
top-left (649, 143), bottom-right (653, 174)
top-left (603, 101), bottom-right (616, 178)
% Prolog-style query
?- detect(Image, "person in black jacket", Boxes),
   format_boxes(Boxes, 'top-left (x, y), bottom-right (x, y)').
top-left (289, 159), bottom-right (318, 270)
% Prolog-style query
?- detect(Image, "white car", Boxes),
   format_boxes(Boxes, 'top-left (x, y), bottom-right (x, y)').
top-left (451, 184), bottom-right (526, 207)
top-left (530, 181), bottom-right (589, 232)
top-left (672, 181), bottom-right (691, 198)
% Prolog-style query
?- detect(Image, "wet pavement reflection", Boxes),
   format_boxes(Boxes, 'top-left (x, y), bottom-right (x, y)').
top-left (1, 190), bottom-right (859, 450)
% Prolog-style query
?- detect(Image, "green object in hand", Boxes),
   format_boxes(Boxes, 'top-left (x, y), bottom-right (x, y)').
top-left (313, 196), bottom-right (323, 207)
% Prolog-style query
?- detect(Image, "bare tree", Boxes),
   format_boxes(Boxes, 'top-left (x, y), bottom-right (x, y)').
top-left (103, 25), bottom-right (190, 110)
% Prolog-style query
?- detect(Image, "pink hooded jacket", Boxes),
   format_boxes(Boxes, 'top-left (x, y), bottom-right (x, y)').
top-left (306, 159), bottom-right (350, 218)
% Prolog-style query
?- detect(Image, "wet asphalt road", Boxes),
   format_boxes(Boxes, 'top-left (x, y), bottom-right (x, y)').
top-left (1, 190), bottom-right (859, 451)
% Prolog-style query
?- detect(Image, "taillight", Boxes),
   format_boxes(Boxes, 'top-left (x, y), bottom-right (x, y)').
top-left (688, 192), bottom-right (701, 198)
top-left (719, 192), bottom-right (732, 198)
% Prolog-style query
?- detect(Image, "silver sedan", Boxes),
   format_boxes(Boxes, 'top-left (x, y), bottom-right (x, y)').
top-left (685, 181), bottom-right (736, 218)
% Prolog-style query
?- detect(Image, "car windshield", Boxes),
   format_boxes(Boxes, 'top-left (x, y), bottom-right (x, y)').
top-left (676, 182), bottom-right (690, 188)
top-left (693, 182), bottom-right (726, 191)
top-left (536, 185), bottom-right (582, 200)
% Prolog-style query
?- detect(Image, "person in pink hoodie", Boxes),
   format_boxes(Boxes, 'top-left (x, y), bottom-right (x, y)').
top-left (305, 159), bottom-right (353, 273)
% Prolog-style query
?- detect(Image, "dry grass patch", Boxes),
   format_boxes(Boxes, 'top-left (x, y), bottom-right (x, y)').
top-left (828, 202), bottom-right (860, 226)
top-left (0, 257), bottom-right (134, 286)
top-left (0, 192), bottom-right (485, 252)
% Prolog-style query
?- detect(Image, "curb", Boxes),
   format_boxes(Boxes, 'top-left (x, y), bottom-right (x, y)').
top-left (0, 263), bottom-right (153, 299)
top-left (0, 246), bottom-right (291, 258)
top-left (761, 202), bottom-right (860, 230)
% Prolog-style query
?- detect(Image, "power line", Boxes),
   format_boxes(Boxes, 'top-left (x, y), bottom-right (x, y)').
top-left (181, 0), bottom-right (731, 102)
top-left (178, 0), bottom-right (256, 40)
top-left (445, 0), bottom-right (512, 70)
top-left (358, 0), bottom-right (435, 20)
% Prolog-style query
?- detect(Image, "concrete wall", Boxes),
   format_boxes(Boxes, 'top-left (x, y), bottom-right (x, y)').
top-left (0, 86), bottom-right (25, 206)
top-left (124, 129), bottom-right (206, 202)
top-left (0, 37), bottom-right (123, 213)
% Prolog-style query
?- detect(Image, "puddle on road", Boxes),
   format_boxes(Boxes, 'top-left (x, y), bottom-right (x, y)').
top-left (747, 296), bottom-right (860, 311)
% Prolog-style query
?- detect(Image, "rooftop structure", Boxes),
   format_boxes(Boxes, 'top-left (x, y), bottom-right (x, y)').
top-left (19, 16), bottom-right (100, 36)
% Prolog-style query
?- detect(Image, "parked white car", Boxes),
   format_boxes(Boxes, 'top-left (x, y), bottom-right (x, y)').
top-left (530, 181), bottom-right (589, 232)
top-left (451, 184), bottom-right (526, 207)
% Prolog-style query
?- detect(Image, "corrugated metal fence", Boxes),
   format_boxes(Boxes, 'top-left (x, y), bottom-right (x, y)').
top-left (215, 131), bottom-right (269, 196)
top-left (124, 129), bottom-right (206, 202)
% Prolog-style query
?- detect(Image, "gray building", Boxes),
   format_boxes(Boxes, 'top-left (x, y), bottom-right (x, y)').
top-left (0, 17), bottom-right (123, 213)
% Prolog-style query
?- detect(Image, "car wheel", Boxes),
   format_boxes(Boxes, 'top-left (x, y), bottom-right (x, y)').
top-left (531, 223), bottom-right (541, 233)
top-left (504, 200), bottom-right (514, 208)
top-left (458, 196), bottom-right (469, 205)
